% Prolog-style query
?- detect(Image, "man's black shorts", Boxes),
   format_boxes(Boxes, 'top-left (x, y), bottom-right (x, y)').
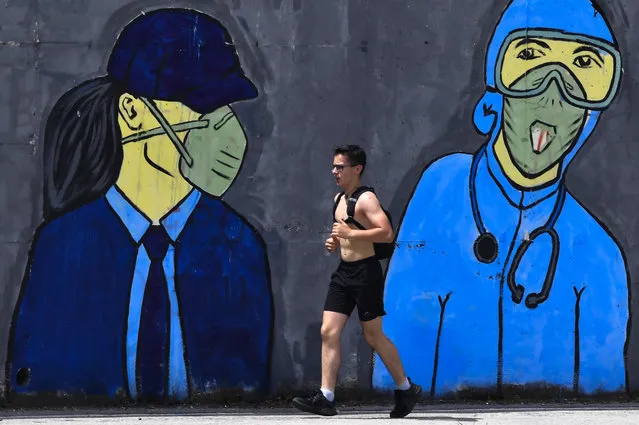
top-left (323, 256), bottom-right (386, 322)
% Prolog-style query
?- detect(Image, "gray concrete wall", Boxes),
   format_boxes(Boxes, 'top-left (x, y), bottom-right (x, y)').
top-left (0, 0), bottom-right (637, 405)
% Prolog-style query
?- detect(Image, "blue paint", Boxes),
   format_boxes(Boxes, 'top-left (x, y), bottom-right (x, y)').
top-left (107, 8), bottom-right (258, 115)
top-left (9, 192), bottom-right (272, 398)
top-left (8, 8), bottom-right (272, 401)
top-left (105, 186), bottom-right (199, 400)
top-left (373, 0), bottom-right (629, 395)
top-left (126, 245), bottom-right (151, 399)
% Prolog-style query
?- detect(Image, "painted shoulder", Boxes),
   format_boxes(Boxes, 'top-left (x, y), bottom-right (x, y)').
top-left (195, 193), bottom-right (267, 244)
top-left (560, 191), bottom-right (628, 280)
top-left (405, 152), bottom-right (473, 206)
top-left (35, 197), bottom-right (114, 242)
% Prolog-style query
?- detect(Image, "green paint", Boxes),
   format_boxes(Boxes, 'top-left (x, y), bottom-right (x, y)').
top-left (502, 65), bottom-right (587, 177)
top-left (179, 105), bottom-right (247, 197)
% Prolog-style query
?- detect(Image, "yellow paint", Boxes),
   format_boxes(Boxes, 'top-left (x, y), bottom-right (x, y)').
top-left (500, 37), bottom-right (616, 101)
top-left (116, 94), bottom-right (199, 223)
top-left (493, 130), bottom-right (559, 188)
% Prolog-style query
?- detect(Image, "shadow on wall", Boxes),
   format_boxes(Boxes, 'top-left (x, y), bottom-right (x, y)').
top-left (375, 0), bottom-right (633, 400)
top-left (5, 5), bottom-right (279, 405)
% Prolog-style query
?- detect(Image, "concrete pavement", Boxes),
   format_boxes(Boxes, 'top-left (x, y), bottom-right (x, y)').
top-left (1, 405), bottom-right (638, 424)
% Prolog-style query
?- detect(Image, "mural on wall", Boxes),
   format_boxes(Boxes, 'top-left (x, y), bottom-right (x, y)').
top-left (6, 8), bottom-right (273, 402)
top-left (373, 0), bottom-right (630, 396)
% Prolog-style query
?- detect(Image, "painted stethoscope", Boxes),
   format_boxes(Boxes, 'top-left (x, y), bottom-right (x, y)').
top-left (469, 143), bottom-right (566, 309)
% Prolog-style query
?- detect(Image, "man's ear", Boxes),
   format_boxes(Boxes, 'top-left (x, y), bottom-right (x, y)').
top-left (118, 93), bottom-right (143, 131)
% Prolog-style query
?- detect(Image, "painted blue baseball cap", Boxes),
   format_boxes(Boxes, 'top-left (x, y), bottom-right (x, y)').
top-left (107, 8), bottom-right (258, 114)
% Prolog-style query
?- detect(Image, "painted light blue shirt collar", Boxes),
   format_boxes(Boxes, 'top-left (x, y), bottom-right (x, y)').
top-left (105, 185), bottom-right (202, 242)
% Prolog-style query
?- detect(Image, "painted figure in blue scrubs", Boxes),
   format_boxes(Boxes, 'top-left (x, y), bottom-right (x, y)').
top-left (7, 9), bottom-right (273, 402)
top-left (373, 0), bottom-right (630, 396)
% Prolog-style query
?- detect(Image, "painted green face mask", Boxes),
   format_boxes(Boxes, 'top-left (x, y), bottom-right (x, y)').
top-left (502, 64), bottom-right (588, 177)
top-left (122, 99), bottom-right (247, 197)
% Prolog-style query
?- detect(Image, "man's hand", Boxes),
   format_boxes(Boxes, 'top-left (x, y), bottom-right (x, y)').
top-left (325, 235), bottom-right (339, 252)
top-left (331, 219), bottom-right (353, 239)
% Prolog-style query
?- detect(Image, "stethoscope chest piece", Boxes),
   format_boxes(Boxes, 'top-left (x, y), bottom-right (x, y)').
top-left (468, 143), bottom-right (566, 310)
top-left (474, 232), bottom-right (498, 263)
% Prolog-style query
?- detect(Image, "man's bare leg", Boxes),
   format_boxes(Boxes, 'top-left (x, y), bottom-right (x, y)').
top-left (320, 311), bottom-right (349, 397)
top-left (361, 316), bottom-right (422, 418)
top-left (360, 317), bottom-right (406, 384)
top-left (292, 311), bottom-right (348, 416)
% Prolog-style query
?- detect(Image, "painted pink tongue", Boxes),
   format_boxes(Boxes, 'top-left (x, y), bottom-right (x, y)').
top-left (536, 130), bottom-right (548, 152)
top-left (530, 122), bottom-right (556, 153)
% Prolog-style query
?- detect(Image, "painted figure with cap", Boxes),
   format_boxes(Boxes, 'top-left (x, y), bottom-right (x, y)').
top-left (373, 0), bottom-right (630, 396)
top-left (7, 8), bottom-right (273, 402)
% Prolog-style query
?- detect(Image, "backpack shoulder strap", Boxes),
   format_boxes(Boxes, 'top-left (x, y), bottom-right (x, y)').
top-left (344, 186), bottom-right (373, 230)
top-left (346, 186), bottom-right (373, 218)
top-left (332, 192), bottom-right (344, 222)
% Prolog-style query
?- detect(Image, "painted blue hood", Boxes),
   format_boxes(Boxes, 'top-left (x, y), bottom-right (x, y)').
top-left (473, 0), bottom-right (620, 175)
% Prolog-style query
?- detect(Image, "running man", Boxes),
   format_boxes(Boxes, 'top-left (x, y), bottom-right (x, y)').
top-left (292, 145), bottom-right (422, 418)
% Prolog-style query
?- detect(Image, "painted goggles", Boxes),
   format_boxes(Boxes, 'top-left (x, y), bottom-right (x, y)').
top-left (495, 29), bottom-right (622, 110)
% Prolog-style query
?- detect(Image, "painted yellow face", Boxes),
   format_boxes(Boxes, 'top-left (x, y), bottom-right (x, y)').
top-left (139, 100), bottom-right (200, 134)
top-left (500, 37), bottom-right (617, 103)
top-left (117, 96), bottom-right (200, 220)
top-left (119, 98), bottom-right (199, 176)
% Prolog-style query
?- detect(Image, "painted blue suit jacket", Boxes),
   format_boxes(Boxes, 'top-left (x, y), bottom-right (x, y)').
top-left (8, 191), bottom-right (272, 399)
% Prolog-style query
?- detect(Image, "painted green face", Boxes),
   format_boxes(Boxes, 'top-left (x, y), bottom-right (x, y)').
top-left (502, 64), bottom-right (588, 177)
top-left (178, 106), bottom-right (247, 197)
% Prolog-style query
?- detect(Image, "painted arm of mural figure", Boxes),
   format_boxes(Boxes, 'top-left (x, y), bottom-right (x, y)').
top-left (243, 236), bottom-right (274, 390)
top-left (373, 155), bottom-right (467, 394)
top-left (573, 239), bottom-right (629, 394)
top-left (7, 228), bottom-right (50, 395)
top-left (8, 208), bottom-right (137, 397)
top-left (213, 217), bottom-right (274, 392)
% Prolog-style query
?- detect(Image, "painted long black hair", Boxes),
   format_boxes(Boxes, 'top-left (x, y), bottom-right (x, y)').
top-left (43, 76), bottom-right (124, 221)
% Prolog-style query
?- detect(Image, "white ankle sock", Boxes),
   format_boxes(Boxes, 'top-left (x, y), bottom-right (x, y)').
top-left (320, 388), bottom-right (335, 402)
top-left (396, 378), bottom-right (411, 391)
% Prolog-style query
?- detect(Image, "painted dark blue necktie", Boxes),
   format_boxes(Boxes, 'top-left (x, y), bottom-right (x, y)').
top-left (137, 224), bottom-right (171, 399)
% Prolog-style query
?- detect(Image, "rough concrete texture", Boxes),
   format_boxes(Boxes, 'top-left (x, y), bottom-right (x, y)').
top-left (1, 0), bottom-right (639, 406)
top-left (2, 406), bottom-right (639, 424)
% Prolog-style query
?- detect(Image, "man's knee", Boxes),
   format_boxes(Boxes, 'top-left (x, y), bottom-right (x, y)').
top-left (321, 311), bottom-right (348, 344)
top-left (321, 323), bottom-right (341, 344)
top-left (362, 324), bottom-right (387, 348)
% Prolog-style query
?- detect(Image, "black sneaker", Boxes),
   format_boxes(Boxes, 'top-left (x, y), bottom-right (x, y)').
top-left (292, 389), bottom-right (337, 416)
top-left (390, 378), bottom-right (422, 418)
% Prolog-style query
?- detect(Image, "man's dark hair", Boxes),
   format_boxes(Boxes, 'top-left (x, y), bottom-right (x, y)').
top-left (334, 144), bottom-right (366, 175)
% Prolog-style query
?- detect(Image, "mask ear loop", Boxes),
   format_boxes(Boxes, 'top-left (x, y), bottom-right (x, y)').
top-left (138, 97), bottom-right (194, 167)
top-left (121, 120), bottom-right (209, 145)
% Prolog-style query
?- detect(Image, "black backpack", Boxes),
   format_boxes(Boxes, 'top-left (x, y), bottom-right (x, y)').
top-left (332, 186), bottom-right (395, 260)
